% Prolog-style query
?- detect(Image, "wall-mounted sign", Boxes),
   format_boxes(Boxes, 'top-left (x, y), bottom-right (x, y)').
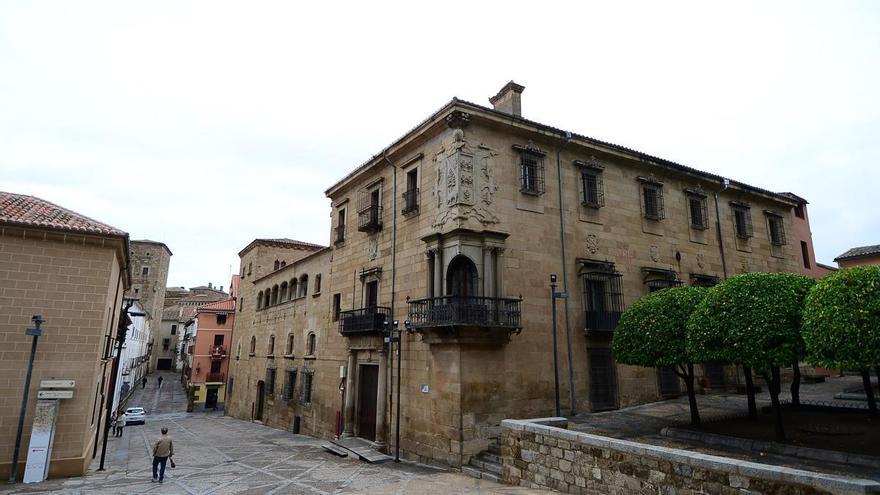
top-left (40, 380), bottom-right (75, 389)
top-left (37, 390), bottom-right (74, 400)
top-left (421, 384), bottom-right (429, 394)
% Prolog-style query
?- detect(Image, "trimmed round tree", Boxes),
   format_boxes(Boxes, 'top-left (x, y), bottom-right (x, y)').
top-left (613, 286), bottom-right (707, 425)
top-left (803, 265), bottom-right (880, 418)
top-left (687, 272), bottom-right (814, 440)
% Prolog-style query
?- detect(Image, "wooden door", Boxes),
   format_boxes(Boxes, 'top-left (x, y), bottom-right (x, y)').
top-left (357, 364), bottom-right (379, 441)
top-left (588, 347), bottom-right (618, 411)
top-left (255, 380), bottom-right (265, 420)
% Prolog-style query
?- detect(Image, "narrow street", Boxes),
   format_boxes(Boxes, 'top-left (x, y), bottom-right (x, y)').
top-left (8, 371), bottom-right (544, 495)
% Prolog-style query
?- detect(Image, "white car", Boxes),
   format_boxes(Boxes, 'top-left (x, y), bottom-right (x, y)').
top-left (125, 407), bottom-right (146, 425)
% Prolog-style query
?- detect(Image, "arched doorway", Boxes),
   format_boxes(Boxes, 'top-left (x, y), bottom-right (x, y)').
top-left (255, 380), bottom-right (265, 421)
top-left (446, 255), bottom-right (478, 298)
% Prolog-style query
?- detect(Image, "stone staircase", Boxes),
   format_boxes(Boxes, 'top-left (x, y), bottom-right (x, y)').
top-left (462, 439), bottom-right (503, 483)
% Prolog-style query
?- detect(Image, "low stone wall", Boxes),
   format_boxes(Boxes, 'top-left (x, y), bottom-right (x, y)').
top-left (500, 418), bottom-right (880, 495)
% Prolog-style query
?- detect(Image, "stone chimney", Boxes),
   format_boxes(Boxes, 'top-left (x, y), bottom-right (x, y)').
top-left (489, 81), bottom-right (525, 116)
top-left (208, 282), bottom-right (213, 289)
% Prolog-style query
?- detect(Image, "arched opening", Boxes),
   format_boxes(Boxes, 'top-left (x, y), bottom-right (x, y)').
top-left (268, 334), bottom-right (275, 356)
top-left (264, 291), bottom-right (270, 308)
top-left (280, 282), bottom-right (288, 301)
top-left (299, 275), bottom-right (309, 298)
top-left (314, 274), bottom-right (322, 294)
top-left (257, 291), bottom-right (263, 310)
top-left (249, 336), bottom-right (256, 355)
top-left (306, 332), bottom-right (316, 356)
top-left (271, 285), bottom-right (279, 305)
top-left (446, 255), bottom-right (478, 298)
top-left (286, 333), bottom-right (295, 355)
top-left (290, 279), bottom-right (298, 300)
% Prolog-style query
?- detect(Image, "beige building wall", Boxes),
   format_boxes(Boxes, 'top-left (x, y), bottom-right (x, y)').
top-left (0, 228), bottom-right (128, 479)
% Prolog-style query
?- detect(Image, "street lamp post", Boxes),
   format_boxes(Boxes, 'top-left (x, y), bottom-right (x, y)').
top-left (8, 315), bottom-right (44, 484)
top-left (550, 275), bottom-right (561, 417)
top-left (98, 301), bottom-right (135, 471)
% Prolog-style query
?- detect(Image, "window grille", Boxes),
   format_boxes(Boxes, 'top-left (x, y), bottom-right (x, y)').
top-left (732, 204), bottom-right (753, 239)
top-left (265, 368), bottom-right (277, 397)
top-left (642, 184), bottom-right (664, 220)
top-left (688, 195), bottom-right (709, 230)
top-left (582, 271), bottom-right (624, 333)
top-left (767, 213), bottom-right (786, 246)
top-left (402, 187), bottom-right (419, 215)
top-left (690, 273), bottom-right (720, 287)
top-left (283, 369), bottom-right (297, 401)
top-left (357, 188), bottom-right (383, 232)
top-left (335, 209), bottom-right (346, 244)
top-left (581, 169), bottom-right (605, 208)
top-left (519, 153), bottom-right (545, 195)
top-left (646, 278), bottom-right (683, 292)
top-left (300, 370), bottom-right (313, 404)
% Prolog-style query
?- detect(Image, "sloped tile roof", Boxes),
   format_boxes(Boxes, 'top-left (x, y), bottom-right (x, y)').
top-left (197, 298), bottom-right (236, 313)
top-left (238, 238), bottom-right (326, 257)
top-left (834, 244), bottom-right (880, 261)
top-left (0, 191), bottom-right (126, 237)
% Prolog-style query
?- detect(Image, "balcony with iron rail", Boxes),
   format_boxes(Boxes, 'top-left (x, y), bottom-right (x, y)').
top-left (407, 296), bottom-right (522, 346)
top-left (401, 188), bottom-right (419, 215)
top-left (210, 345), bottom-right (227, 360)
top-left (357, 204), bottom-right (382, 233)
top-left (584, 310), bottom-right (622, 335)
top-left (334, 224), bottom-right (346, 245)
top-left (206, 372), bottom-right (225, 383)
top-left (338, 306), bottom-right (391, 336)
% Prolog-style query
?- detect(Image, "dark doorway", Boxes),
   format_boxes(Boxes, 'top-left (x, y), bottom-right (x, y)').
top-left (705, 364), bottom-right (725, 388)
top-left (205, 386), bottom-right (218, 410)
top-left (365, 280), bottom-right (378, 308)
top-left (658, 367), bottom-right (681, 396)
top-left (446, 255), bottom-right (478, 297)
top-left (357, 364), bottom-right (379, 441)
top-left (255, 380), bottom-right (265, 421)
top-left (156, 358), bottom-right (172, 370)
top-left (588, 347), bottom-right (618, 411)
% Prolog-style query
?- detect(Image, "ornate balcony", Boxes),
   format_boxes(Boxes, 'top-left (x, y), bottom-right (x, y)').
top-left (357, 204), bottom-right (382, 233)
top-left (401, 188), bottom-right (419, 215)
top-left (339, 306), bottom-right (391, 336)
top-left (206, 372), bottom-right (224, 383)
top-left (210, 345), bottom-right (226, 360)
top-left (407, 296), bottom-right (522, 346)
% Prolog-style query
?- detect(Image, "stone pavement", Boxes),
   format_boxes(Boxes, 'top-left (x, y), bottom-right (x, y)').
top-left (5, 371), bottom-right (547, 495)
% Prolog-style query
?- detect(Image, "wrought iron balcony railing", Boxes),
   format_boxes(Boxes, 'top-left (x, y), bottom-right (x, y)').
top-left (334, 224), bottom-right (346, 244)
top-left (407, 296), bottom-right (522, 329)
top-left (585, 310), bottom-right (622, 334)
top-left (206, 372), bottom-right (224, 383)
top-left (339, 306), bottom-right (391, 335)
top-left (357, 205), bottom-right (382, 232)
top-left (401, 188), bottom-right (419, 215)
top-left (210, 345), bottom-right (226, 359)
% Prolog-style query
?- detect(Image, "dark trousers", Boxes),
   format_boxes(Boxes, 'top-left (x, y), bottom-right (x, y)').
top-left (115, 426), bottom-right (124, 437)
top-left (152, 456), bottom-right (168, 480)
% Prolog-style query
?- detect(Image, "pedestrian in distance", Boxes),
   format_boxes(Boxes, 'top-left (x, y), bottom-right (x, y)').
top-left (151, 427), bottom-right (174, 483)
top-left (157, 375), bottom-right (164, 388)
top-left (116, 412), bottom-right (127, 437)
top-left (109, 412), bottom-right (117, 437)
top-left (142, 376), bottom-right (147, 389)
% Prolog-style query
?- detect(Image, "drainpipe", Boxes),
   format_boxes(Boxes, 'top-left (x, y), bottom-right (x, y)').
top-left (555, 131), bottom-right (577, 416)
top-left (714, 178), bottom-right (730, 279)
top-left (381, 150), bottom-right (402, 460)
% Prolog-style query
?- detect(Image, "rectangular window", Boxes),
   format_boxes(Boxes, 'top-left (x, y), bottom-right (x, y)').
top-left (687, 194), bottom-right (709, 230)
top-left (171, 324), bottom-right (177, 335)
top-left (300, 370), bottom-right (313, 404)
top-left (266, 368), bottom-right (277, 397)
top-left (162, 338), bottom-right (170, 351)
top-left (519, 153), bottom-right (545, 195)
top-left (142, 266), bottom-right (149, 276)
top-left (335, 208), bottom-right (346, 244)
top-left (794, 204), bottom-right (805, 219)
top-left (732, 205), bottom-right (753, 239)
top-left (213, 334), bottom-right (224, 346)
top-left (357, 188), bottom-right (383, 232)
top-left (283, 369), bottom-right (297, 401)
top-left (580, 169), bottom-right (604, 208)
top-left (767, 214), bottom-right (786, 246)
top-left (583, 271), bottom-right (624, 333)
top-left (332, 293), bottom-right (341, 322)
top-left (217, 313), bottom-right (227, 325)
top-left (801, 241), bottom-right (811, 268)
top-left (402, 168), bottom-right (419, 215)
top-left (642, 184), bottom-right (664, 220)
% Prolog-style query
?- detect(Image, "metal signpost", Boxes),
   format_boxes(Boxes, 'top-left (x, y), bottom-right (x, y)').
top-left (549, 276), bottom-right (561, 417)
top-left (9, 315), bottom-right (44, 484)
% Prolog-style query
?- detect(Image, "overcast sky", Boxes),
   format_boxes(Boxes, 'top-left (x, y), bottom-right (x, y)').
top-left (2, 1), bottom-right (878, 287)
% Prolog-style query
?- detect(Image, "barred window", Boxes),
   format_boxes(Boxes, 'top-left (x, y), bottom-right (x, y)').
top-left (519, 153), bottom-right (545, 195)
top-left (282, 369), bottom-right (297, 401)
top-left (300, 369), bottom-right (314, 404)
top-left (265, 368), bottom-right (277, 397)
top-left (767, 213), bottom-right (786, 246)
top-left (732, 204), bottom-right (753, 239)
top-left (580, 169), bottom-right (604, 208)
top-left (582, 270), bottom-right (624, 333)
top-left (687, 194), bottom-right (709, 230)
top-left (642, 183), bottom-right (664, 220)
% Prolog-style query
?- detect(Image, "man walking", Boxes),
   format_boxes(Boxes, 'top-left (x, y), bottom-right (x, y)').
top-left (142, 376), bottom-right (147, 389)
top-left (157, 375), bottom-right (164, 388)
top-left (152, 427), bottom-right (174, 483)
top-left (116, 411), bottom-right (127, 437)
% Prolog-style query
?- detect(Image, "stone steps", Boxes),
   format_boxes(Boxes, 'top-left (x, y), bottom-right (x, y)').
top-left (463, 439), bottom-right (503, 483)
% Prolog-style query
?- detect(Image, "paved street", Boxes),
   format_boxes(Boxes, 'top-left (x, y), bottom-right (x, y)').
top-left (6, 372), bottom-right (545, 495)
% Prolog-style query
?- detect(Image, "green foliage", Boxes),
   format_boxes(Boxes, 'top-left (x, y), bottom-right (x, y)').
top-left (802, 266), bottom-right (880, 369)
top-left (687, 272), bottom-right (814, 370)
top-left (613, 287), bottom-right (707, 368)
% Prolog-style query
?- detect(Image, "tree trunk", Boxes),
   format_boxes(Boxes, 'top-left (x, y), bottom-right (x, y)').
top-left (862, 369), bottom-right (878, 420)
top-left (790, 363), bottom-right (801, 408)
top-left (766, 367), bottom-right (786, 441)
top-left (744, 366), bottom-right (758, 420)
top-left (679, 363), bottom-right (700, 426)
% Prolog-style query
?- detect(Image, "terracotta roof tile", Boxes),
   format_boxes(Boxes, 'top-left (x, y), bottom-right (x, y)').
top-left (835, 244), bottom-right (880, 261)
top-left (197, 298), bottom-right (236, 313)
top-left (238, 238), bottom-right (326, 257)
top-left (0, 191), bottom-right (126, 237)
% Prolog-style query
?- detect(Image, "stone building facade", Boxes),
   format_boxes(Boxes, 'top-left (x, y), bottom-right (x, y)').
top-left (227, 83), bottom-right (818, 469)
top-left (126, 240), bottom-right (171, 374)
top-left (0, 191), bottom-right (130, 479)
